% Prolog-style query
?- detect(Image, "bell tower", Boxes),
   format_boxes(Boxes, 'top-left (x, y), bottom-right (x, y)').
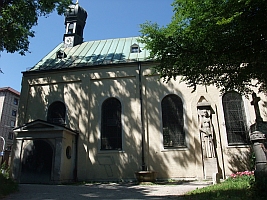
top-left (63, 1), bottom-right (87, 47)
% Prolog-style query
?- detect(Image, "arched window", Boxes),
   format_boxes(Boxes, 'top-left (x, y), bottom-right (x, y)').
top-left (222, 92), bottom-right (248, 145)
top-left (47, 101), bottom-right (66, 125)
top-left (161, 94), bottom-right (185, 148)
top-left (101, 98), bottom-right (122, 150)
top-left (67, 23), bottom-right (74, 34)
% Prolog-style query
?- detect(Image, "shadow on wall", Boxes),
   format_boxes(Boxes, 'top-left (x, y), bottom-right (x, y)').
top-left (260, 100), bottom-right (267, 124)
top-left (144, 76), bottom-right (203, 178)
top-left (13, 71), bottom-right (91, 182)
top-left (227, 147), bottom-right (254, 173)
top-left (14, 61), bottom-right (203, 182)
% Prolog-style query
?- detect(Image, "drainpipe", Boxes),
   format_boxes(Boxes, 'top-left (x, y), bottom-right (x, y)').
top-left (138, 62), bottom-right (146, 171)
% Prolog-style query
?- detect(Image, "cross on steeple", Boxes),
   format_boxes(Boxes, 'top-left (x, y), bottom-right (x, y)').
top-left (251, 92), bottom-right (263, 123)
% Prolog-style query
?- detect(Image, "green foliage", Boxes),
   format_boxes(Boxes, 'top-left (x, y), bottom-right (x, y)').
top-left (0, 162), bottom-right (10, 179)
top-left (139, 0), bottom-right (267, 94)
top-left (185, 174), bottom-right (267, 200)
top-left (0, 163), bottom-right (18, 198)
top-left (227, 171), bottom-right (255, 188)
top-left (0, 0), bottom-right (73, 55)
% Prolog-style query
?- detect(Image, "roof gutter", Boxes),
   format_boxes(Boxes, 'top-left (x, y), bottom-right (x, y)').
top-left (22, 60), bottom-right (156, 76)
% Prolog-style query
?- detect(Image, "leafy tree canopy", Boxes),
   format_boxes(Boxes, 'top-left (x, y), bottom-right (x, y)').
top-left (0, 0), bottom-right (73, 55)
top-left (139, 0), bottom-right (267, 94)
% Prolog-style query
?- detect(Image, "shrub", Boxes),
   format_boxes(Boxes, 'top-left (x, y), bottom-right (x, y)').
top-left (0, 162), bottom-right (18, 198)
top-left (185, 171), bottom-right (261, 200)
top-left (228, 171), bottom-right (255, 184)
top-left (225, 171), bottom-right (255, 191)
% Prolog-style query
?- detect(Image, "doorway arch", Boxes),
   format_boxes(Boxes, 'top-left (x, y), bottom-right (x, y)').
top-left (20, 140), bottom-right (53, 184)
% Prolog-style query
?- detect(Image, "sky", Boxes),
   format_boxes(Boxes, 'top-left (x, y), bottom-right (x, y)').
top-left (0, 0), bottom-right (174, 92)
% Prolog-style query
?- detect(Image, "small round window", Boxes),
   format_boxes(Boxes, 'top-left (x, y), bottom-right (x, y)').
top-left (66, 146), bottom-right (72, 159)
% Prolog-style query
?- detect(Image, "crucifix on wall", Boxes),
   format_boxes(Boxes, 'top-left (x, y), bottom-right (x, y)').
top-left (251, 92), bottom-right (263, 123)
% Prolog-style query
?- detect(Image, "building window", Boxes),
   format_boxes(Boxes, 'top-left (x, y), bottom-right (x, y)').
top-left (8, 132), bottom-right (14, 140)
top-left (101, 98), bottom-right (122, 150)
top-left (12, 110), bottom-right (17, 117)
top-left (6, 145), bottom-right (12, 151)
top-left (14, 98), bottom-right (19, 105)
top-left (47, 101), bottom-right (66, 125)
top-left (67, 23), bottom-right (74, 34)
top-left (130, 44), bottom-right (141, 53)
top-left (56, 50), bottom-right (67, 59)
top-left (161, 94), bottom-right (185, 148)
top-left (10, 120), bottom-right (15, 127)
top-left (222, 92), bottom-right (249, 145)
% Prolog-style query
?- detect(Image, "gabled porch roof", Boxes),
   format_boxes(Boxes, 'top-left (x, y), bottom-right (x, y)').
top-left (13, 119), bottom-right (78, 139)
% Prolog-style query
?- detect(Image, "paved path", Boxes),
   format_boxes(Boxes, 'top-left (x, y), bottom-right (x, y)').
top-left (3, 181), bottom-right (211, 200)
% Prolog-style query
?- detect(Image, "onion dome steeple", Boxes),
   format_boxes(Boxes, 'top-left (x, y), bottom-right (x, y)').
top-left (63, 1), bottom-right (87, 47)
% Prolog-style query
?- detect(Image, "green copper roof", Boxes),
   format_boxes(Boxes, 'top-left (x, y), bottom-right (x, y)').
top-left (29, 37), bottom-right (151, 71)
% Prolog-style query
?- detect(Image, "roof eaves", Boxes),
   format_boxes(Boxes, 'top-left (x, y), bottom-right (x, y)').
top-left (0, 87), bottom-right (20, 96)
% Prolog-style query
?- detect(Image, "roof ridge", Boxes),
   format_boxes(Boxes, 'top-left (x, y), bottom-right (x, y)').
top-left (85, 36), bottom-right (140, 43)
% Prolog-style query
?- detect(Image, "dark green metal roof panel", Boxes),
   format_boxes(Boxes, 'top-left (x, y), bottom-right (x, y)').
top-left (70, 41), bottom-right (97, 68)
top-left (121, 38), bottom-right (133, 63)
top-left (113, 38), bottom-right (126, 63)
top-left (104, 38), bottom-right (120, 64)
top-left (31, 43), bottom-right (64, 71)
top-left (28, 37), bottom-right (151, 72)
top-left (64, 41), bottom-right (90, 68)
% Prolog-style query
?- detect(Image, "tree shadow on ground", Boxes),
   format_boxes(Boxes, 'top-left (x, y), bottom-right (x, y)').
top-left (10, 182), bottom-right (210, 200)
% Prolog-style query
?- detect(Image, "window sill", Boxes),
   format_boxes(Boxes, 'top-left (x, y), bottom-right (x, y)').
top-left (161, 147), bottom-right (188, 152)
top-left (226, 144), bottom-right (251, 148)
top-left (98, 150), bottom-right (125, 154)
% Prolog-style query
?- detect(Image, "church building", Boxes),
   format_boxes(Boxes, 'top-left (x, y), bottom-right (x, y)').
top-left (11, 3), bottom-right (267, 184)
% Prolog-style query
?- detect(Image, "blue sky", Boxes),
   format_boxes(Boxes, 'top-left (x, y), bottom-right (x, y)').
top-left (0, 0), bottom-right (174, 92)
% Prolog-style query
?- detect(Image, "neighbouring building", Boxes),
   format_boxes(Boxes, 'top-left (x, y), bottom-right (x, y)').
top-left (11, 3), bottom-right (267, 184)
top-left (0, 87), bottom-right (20, 164)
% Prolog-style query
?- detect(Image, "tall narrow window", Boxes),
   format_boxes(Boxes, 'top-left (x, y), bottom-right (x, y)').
top-left (12, 110), bottom-right (17, 117)
top-left (101, 98), bottom-right (122, 150)
top-left (222, 92), bottom-right (248, 145)
top-left (10, 120), bottom-right (15, 128)
top-left (47, 101), bottom-right (66, 125)
top-left (8, 132), bottom-right (14, 140)
top-left (67, 23), bottom-right (74, 34)
top-left (161, 94), bottom-right (185, 148)
top-left (14, 98), bottom-right (19, 105)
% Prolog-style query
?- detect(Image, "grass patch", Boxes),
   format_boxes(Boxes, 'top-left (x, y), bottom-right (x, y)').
top-left (0, 164), bottom-right (18, 199)
top-left (183, 174), bottom-right (267, 200)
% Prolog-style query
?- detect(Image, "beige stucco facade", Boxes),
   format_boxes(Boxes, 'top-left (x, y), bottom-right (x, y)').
top-left (0, 87), bottom-right (20, 151)
top-left (11, 61), bottom-right (267, 183)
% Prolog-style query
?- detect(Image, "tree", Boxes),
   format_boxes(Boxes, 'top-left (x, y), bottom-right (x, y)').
top-left (139, 0), bottom-right (267, 94)
top-left (0, 0), bottom-right (72, 55)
